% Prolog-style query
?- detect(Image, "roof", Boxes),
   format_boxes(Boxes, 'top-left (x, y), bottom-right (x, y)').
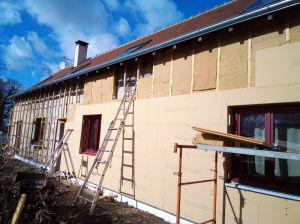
top-left (15, 0), bottom-right (299, 97)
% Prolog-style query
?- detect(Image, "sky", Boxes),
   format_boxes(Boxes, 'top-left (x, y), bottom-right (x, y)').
top-left (0, 0), bottom-right (229, 89)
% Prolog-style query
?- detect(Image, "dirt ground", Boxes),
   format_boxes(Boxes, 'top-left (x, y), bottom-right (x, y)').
top-left (0, 152), bottom-right (170, 224)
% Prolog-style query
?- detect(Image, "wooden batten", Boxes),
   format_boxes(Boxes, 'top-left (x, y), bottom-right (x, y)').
top-left (62, 83), bottom-right (67, 118)
top-left (285, 14), bottom-right (291, 43)
top-left (247, 31), bottom-right (252, 87)
top-left (216, 35), bottom-right (221, 91)
top-left (46, 88), bottom-right (56, 161)
top-left (190, 40), bottom-right (196, 94)
top-left (75, 78), bottom-right (79, 104)
top-left (136, 60), bottom-right (140, 99)
top-left (151, 55), bottom-right (155, 98)
top-left (169, 48), bottom-right (174, 96)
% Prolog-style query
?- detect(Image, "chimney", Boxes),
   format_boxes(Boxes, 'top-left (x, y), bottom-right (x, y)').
top-left (74, 40), bottom-right (89, 67)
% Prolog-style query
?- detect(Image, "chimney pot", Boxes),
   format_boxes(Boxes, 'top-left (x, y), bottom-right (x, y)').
top-left (74, 40), bottom-right (89, 67)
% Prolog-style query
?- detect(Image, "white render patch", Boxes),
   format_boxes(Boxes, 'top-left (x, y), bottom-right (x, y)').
top-left (14, 155), bottom-right (194, 224)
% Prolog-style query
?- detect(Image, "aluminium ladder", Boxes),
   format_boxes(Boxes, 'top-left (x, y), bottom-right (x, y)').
top-left (43, 129), bottom-right (73, 172)
top-left (73, 82), bottom-right (136, 214)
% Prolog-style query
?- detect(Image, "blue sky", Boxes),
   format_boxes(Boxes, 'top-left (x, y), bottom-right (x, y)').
top-left (0, 0), bottom-right (228, 89)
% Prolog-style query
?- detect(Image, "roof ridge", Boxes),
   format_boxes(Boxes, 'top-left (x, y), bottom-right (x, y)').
top-left (91, 0), bottom-right (236, 60)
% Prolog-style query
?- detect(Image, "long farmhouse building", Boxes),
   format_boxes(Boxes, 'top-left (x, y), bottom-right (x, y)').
top-left (8, 0), bottom-right (300, 223)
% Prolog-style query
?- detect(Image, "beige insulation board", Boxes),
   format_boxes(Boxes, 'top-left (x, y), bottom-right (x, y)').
top-left (193, 36), bottom-right (218, 91)
top-left (219, 28), bottom-right (248, 90)
top-left (153, 48), bottom-right (172, 97)
top-left (290, 6), bottom-right (300, 43)
top-left (84, 71), bottom-right (113, 105)
top-left (250, 16), bottom-right (286, 86)
top-left (137, 76), bottom-right (152, 99)
top-left (256, 42), bottom-right (300, 87)
top-left (137, 56), bottom-right (153, 99)
top-left (225, 187), bottom-right (300, 224)
top-left (172, 41), bottom-right (193, 95)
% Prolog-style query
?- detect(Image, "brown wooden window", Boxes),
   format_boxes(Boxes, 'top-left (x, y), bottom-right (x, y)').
top-left (32, 117), bottom-right (45, 143)
top-left (233, 104), bottom-right (300, 194)
top-left (80, 115), bottom-right (101, 155)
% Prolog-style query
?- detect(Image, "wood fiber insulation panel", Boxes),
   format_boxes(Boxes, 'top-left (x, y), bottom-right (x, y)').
top-left (138, 76), bottom-right (152, 99)
top-left (193, 36), bottom-right (218, 91)
top-left (84, 74), bottom-right (98, 105)
top-left (172, 41), bottom-right (193, 95)
top-left (219, 28), bottom-right (248, 90)
top-left (153, 48), bottom-right (172, 97)
top-left (99, 70), bottom-right (114, 103)
top-left (137, 56), bottom-right (153, 99)
top-left (83, 71), bottom-right (113, 105)
top-left (256, 42), bottom-right (300, 87)
top-left (250, 16), bottom-right (285, 86)
top-left (290, 7), bottom-right (300, 43)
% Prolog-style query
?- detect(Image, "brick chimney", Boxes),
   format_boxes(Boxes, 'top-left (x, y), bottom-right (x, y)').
top-left (74, 40), bottom-right (89, 67)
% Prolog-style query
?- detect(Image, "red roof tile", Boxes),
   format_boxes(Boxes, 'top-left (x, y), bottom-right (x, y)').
top-left (37, 0), bottom-right (256, 86)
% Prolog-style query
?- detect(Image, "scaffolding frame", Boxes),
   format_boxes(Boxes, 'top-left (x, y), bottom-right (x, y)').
top-left (173, 143), bottom-right (218, 224)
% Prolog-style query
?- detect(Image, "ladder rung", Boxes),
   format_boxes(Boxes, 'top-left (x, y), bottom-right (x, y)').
top-left (124, 125), bottom-right (133, 127)
top-left (105, 138), bottom-right (114, 141)
top-left (123, 164), bottom-right (133, 168)
top-left (99, 149), bottom-right (111, 152)
top-left (109, 128), bottom-right (119, 130)
top-left (124, 138), bottom-right (134, 140)
top-left (79, 195), bottom-right (93, 203)
top-left (122, 177), bottom-right (134, 182)
top-left (127, 112), bottom-right (133, 114)
top-left (123, 151), bottom-right (133, 154)
top-left (92, 172), bottom-right (104, 176)
top-left (97, 160), bottom-right (107, 164)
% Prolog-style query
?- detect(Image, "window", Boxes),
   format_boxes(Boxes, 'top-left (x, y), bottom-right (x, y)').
top-left (80, 115), bottom-right (101, 155)
top-left (114, 66), bottom-right (125, 99)
top-left (139, 55), bottom-right (153, 78)
top-left (114, 40), bottom-right (152, 60)
top-left (233, 104), bottom-right (300, 194)
top-left (32, 117), bottom-right (45, 143)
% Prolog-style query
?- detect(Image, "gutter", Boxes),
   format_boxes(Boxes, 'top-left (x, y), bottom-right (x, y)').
top-left (13, 0), bottom-right (300, 98)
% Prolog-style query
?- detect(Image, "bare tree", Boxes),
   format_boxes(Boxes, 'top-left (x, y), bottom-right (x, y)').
top-left (0, 78), bottom-right (23, 134)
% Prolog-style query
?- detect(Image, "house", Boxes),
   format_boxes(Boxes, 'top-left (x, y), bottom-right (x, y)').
top-left (8, 0), bottom-right (300, 223)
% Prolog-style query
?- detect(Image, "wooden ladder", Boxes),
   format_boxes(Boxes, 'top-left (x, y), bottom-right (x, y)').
top-left (43, 129), bottom-right (73, 172)
top-left (73, 82), bottom-right (136, 214)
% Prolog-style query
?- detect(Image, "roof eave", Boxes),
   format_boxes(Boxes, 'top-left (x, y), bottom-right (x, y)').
top-left (12, 0), bottom-right (300, 98)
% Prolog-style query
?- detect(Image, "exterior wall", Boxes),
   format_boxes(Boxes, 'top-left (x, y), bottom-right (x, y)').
top-left (8, 7), bottom-right (300, 224)
top-left (61, 83), bottom-right (300, 223)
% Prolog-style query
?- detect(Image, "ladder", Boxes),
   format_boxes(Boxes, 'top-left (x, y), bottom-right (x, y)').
top-left (73, 82), bottom-right (136, 214)
top-left (43, 129), bottom-right (73, 172)
top-left (120, 94), bottom-right (135, 197)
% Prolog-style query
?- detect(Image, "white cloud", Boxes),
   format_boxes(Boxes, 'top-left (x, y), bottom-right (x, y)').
top-left (103, 0), bottom-right (120, 10)
top-left (4, 36), bottom-right (33, 71)
top-left (116, 17), bottom-right (130, 36)
top-left (23, 0), bottom-right (117, 58)
top-left (125, 0), bottom-right (183, 36)
top-left (27, 31), bottom-right (48, 55)
top-left (22, 0), bottom-right (183, 60)
top-left (0, 1), bottom-right (22, 25)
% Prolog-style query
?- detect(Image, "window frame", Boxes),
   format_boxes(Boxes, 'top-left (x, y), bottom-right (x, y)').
top-left (232, 104), bottom-right (300, 195)
top-left (32, 117), bottom-right (45, 144)
top-left (80, 114), bottom-right (102, 155)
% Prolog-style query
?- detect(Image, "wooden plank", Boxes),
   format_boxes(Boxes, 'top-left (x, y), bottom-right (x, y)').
top-left (192, 127), bottom-right (271, 148)
top-left (197, 144), bottom-right (300, 161)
